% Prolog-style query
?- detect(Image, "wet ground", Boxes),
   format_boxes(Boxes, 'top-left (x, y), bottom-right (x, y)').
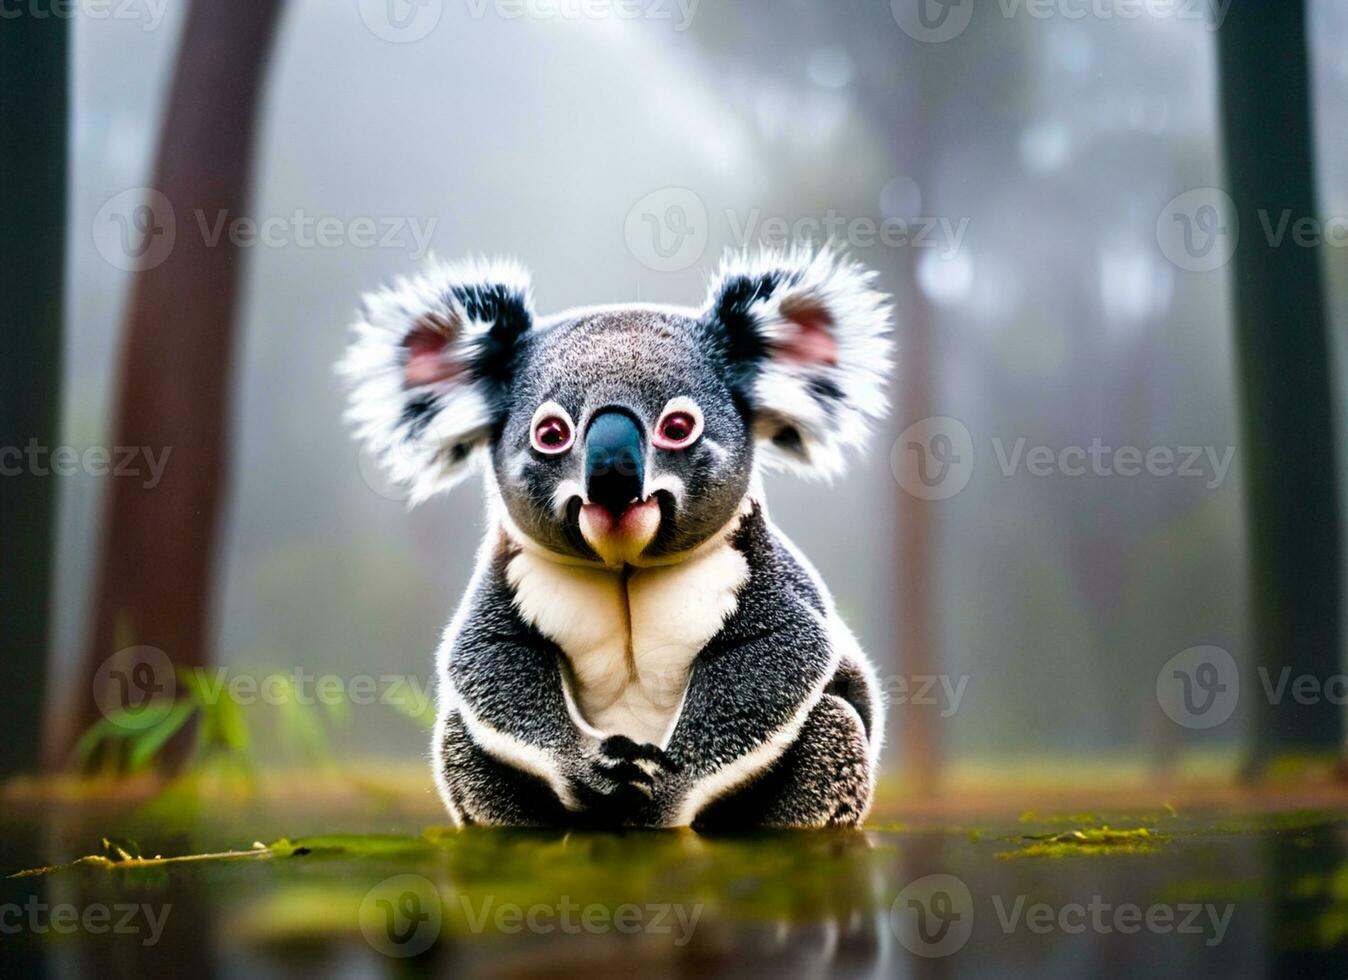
top-left (3, 785), bottom-right (1348, 979)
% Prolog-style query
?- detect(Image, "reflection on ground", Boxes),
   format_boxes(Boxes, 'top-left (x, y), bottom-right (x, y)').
top-left (3, 786), bottom-right (1348, 978)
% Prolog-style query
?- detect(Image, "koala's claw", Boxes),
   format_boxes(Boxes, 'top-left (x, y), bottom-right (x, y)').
top-left (565, 737), bottom-right (678, 825)
top-left (596, 759), bottom-right (656, 787)
top-left (599, 735), bottom-right (679, 773)
top-left (570, 767), bottom-right (650, 827)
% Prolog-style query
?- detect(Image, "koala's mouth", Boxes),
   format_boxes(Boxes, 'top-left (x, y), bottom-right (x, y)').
top-left (576, 497), bottom-right (661, 567)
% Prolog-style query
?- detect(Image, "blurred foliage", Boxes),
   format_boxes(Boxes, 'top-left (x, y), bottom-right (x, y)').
top-left (74, 662), bottom-right (434, 777)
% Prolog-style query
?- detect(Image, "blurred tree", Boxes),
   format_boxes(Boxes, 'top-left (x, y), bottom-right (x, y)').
top-left (1216, 2), bottom-right (1344, 768)
top-left (887, 31), bottom-right (953, 796)
top-left (0, 6), bottom-right (66, 780)
top-left (896, 207), bottom-right (942, 793)
top-left (58, 0), bottom-right (287, 768)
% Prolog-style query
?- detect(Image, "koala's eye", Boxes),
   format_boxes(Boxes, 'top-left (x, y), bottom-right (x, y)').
top-left (653, 399), bottom-right (704, 451)
top-left (530, 402), bottom-right (575, 455)
top-left (660, 413), bottom-right (695, 443)
top-left (533, 417), bottom-right (573, 453)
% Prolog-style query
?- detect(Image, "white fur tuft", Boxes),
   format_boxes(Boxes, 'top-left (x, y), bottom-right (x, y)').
top-left (703, 244), bottom-right (894, 479)
top-left (338, 256), bottom-right (533, 504)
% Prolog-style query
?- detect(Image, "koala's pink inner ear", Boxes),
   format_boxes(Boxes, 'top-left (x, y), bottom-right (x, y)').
top-left (403, 313), bottom-right (461, 387)
top-left (775, 294), bottom-right (839, 367)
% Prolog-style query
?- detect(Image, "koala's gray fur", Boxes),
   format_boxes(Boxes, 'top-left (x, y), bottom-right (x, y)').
top-left (340, 246), bottom-right (893, 829)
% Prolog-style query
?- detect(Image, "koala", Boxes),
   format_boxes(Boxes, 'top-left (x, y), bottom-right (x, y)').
top-left (340, 246), bottom-right (893, 829)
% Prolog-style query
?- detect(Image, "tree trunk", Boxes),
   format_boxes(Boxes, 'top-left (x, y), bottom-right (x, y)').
top-left (897, 245), bottom-right (942, 794)
top-left (55, 0), bottom-right (286, 767)
top-left (892, 58), bottom-right (944, 795)
top-left (0, 5), bottom-right (67, 780)
top-left (1215, 2), bottom-right (1344, 767)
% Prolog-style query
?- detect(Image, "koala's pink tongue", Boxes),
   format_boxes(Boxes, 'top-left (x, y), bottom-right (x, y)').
top-left (579, 499), bottom-right (659, 566)
top-left (579, 503), bottom-right (615, 541)
top-left (617, 498), bottom-right (660, 539)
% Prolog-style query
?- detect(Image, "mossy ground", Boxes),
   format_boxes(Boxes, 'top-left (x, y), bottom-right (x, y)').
top-left (4, 766), bottom-right (1348, 976)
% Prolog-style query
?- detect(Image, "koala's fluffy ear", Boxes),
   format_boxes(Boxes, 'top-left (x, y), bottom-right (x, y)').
top-left (339, 257), bottom-right (533, 502)
top-left (700, 246), bottom-right (894, 478)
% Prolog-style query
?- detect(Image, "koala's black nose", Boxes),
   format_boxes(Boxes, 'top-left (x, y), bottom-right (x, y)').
top-left (585, 409), bottom-right (645, 516)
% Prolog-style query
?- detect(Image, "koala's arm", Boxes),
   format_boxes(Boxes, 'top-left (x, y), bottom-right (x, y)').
top-left (437, 548), bottom-right (664, 825)
top-left (639, 507), bottom-right (875, 828)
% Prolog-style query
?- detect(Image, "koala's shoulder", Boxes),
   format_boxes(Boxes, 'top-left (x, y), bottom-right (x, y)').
top-left (727, 501), bottom-right (830, 617)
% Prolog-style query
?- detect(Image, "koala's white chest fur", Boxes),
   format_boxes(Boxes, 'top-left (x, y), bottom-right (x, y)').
top-left (506, 542), bottom-right (749, 745)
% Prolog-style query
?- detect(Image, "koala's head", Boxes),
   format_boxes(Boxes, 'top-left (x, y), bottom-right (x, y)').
top-left (341, 247), bottom-right (892, 568)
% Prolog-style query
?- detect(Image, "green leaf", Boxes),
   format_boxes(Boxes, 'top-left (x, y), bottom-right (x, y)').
top-left (74, 700), bottom-right (178, 764)
top-left (386, 686), bottom-right (437, 730)
top-left (127, 699), bottom-right (199, 772)
top-left (214, 691), bottom-right (251, 753)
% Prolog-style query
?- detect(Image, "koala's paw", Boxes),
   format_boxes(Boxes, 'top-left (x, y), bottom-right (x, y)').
top-left (599, 735), bottom-right (679, 777)
top-left (568, 737), bottom-right (679, 826)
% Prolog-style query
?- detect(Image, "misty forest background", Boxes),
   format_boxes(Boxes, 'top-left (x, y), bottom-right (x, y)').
top-left (4, 0), bottom-right (1348, 791)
